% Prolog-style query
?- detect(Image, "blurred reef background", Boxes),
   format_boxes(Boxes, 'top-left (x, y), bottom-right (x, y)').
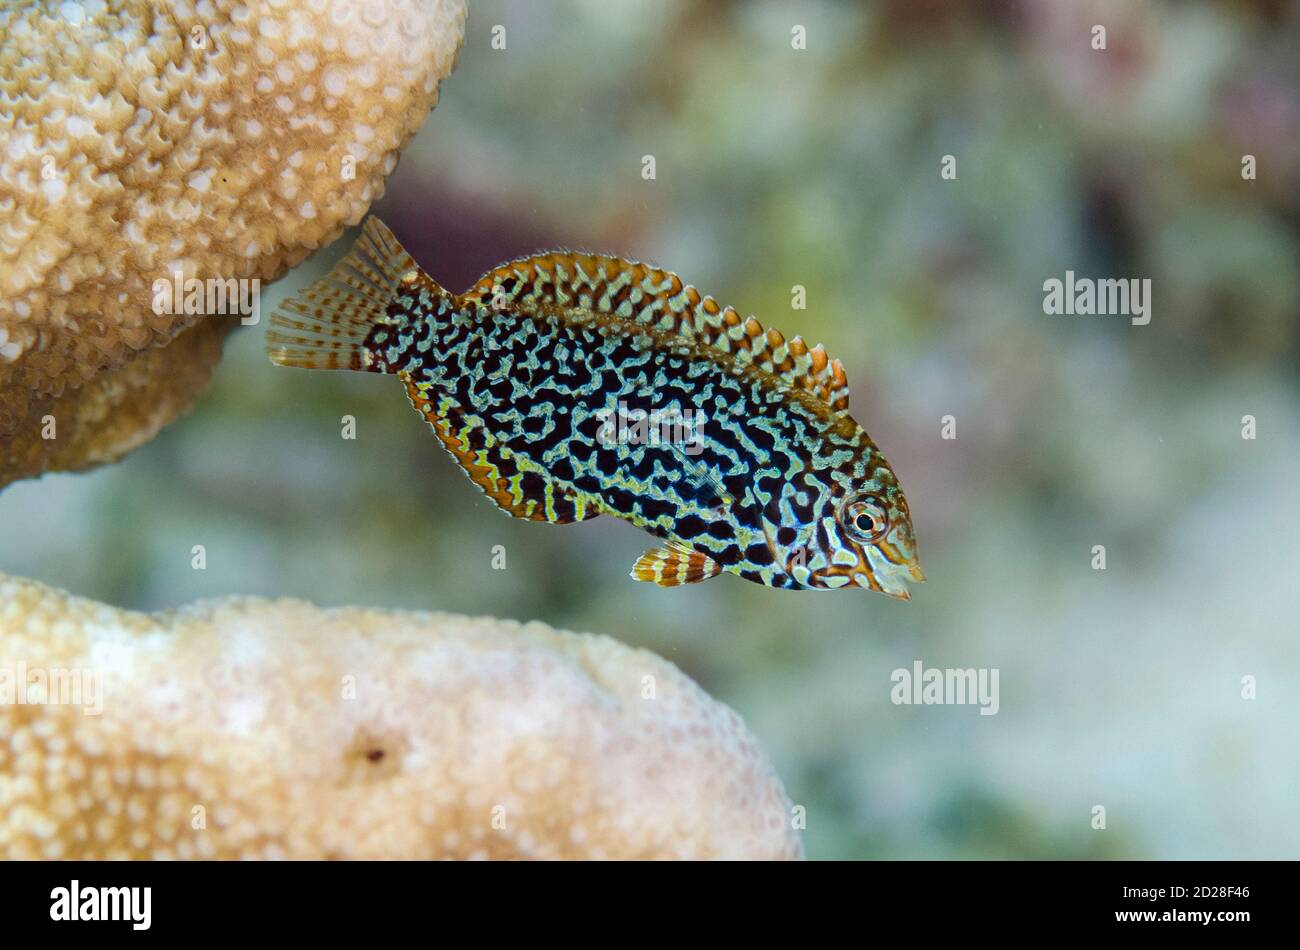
top-left (2, 0), bottom-right (1298, 859)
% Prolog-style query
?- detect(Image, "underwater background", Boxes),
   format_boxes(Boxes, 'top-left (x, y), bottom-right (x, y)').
top-left (3, 0), bottom-right (1298, 859)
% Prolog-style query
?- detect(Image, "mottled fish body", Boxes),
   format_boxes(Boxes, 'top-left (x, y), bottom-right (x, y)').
top-left (267, 218), bottom-right (923, 596)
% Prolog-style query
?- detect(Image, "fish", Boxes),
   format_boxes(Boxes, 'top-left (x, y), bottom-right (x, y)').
top-left (266, 217), bottom-right (924, 597)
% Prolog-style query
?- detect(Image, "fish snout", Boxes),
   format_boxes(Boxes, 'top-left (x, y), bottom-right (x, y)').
top-left (852, 556), bottom-right (923, 599)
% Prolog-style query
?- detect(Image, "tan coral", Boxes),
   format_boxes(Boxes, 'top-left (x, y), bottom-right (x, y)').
top-left (0, 320), bottom-right (232, 482)
top-left (0, 0), bottom-right (467, 485)
top-left (0, 574), bottom-right (803, 860)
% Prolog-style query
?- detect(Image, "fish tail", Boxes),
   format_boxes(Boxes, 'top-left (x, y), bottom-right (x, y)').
top-left (266, 216), bottom-right (426, 373)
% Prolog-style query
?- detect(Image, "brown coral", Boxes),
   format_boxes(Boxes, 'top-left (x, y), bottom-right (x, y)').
top-left (0, 574), bottom-right (803, 860)
top-left (0, 0), bottom-right (467, 486)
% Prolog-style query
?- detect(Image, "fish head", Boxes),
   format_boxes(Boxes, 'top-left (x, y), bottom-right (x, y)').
top-left (770, 454), bottom-right (923, 598)
top-left (822, 486), bottom-right (923, 598)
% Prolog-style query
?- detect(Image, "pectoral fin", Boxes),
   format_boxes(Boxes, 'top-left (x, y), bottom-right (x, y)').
top-left (630, 539), bottom-right (722, 586)
top-left (664, 443), bottom-right (733, 513)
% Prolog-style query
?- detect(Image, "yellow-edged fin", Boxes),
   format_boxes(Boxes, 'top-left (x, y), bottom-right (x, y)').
top-left (402, 377), bottom-right (599, 524)
top-left (631, 539), bottom-right (723, 586)
top-left (461, 252), bottom-right (851, 412)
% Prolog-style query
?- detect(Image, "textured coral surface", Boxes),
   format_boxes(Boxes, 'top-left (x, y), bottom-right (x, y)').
top-left (0, 320), bottom-right (232, 483)
top-left (0, 574), bottom-right (803, 860)
top-left (0, 0), bottom-right (466, 483)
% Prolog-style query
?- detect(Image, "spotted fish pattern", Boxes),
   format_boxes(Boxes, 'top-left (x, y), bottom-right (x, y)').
top-left (267, 217), bottom-right (923, 597)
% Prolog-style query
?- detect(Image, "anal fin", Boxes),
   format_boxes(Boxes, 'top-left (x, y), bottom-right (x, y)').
top-left (631, 539), bottom-right (723, 586)
top-left (402, 377), bottom-right (599, 524)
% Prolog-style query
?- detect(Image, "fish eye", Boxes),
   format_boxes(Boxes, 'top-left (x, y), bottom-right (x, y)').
top-left (841, 493), bottom-right (889, 544)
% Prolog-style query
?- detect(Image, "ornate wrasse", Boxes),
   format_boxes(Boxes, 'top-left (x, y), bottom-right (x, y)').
top-left (266, 217), bottom-right (923, 597)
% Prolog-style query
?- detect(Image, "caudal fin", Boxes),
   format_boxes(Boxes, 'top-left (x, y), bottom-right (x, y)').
top-left (266, 216), bottom-right (419, 372)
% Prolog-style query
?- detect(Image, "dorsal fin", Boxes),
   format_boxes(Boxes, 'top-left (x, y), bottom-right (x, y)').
top-left (460, 251), bottom-right (851, 413)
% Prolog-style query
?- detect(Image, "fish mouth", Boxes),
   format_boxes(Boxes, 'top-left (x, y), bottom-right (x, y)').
top-left (872, 573), bottom-right (912, 601)
top-left (860, 561), bottom-right (924, 600)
